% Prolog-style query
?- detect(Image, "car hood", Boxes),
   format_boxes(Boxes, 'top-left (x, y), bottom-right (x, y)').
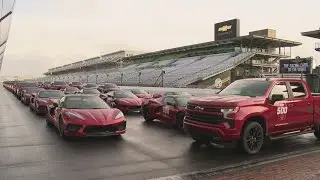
top-left (136, 94), bottom-right (152, 99)
top-left (188, 95), bottom-right (261, 107)
top-left (66, 109), bottom-right (122, 125)
top-left (115, 98), bottom-right (142, 106)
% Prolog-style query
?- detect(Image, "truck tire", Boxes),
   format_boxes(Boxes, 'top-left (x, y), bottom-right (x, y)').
top-left (175, 113), bottom-right (184, 129)
top-left (314, 130), bottom-right (320, 140)
top-left (241, 121), bottom-right (264, 154)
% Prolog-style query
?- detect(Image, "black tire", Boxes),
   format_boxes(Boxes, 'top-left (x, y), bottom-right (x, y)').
top-left (58, 117), bottom-right (68, 140)
top-left (241, 121), bottom-right (264, 154)
top-left (314, 130), bottom-right (320, 140)
top-left (176, 113), bottom-right (184, 129)
top-left (142, 107), bottom-right (154, 122)
top-left (45, 117), bottom-right (53, 127)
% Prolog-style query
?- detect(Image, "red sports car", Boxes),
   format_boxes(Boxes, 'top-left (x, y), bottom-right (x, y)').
top-left (41, 81), bottom-right (52, 89)
top-left (69, 82), bottom-right (84, 89)
top-left (152, 91), bottom-right (192, 98)
top-left (50, 81), bottom-right (69, 90)
top-left (45, 94), bottom-right (126, 138)
top-left (142, 95), bottom-right (190, 129)
top-left (63, 86), bottom-right (80, 94)
top-left (105, 90), bottom-right (142, 113)
top-left (129, 89), bottom-right (152, 99)
top-left (29, 90), bottom-right (65, 115)
top-left (21, 87), bottom-right (45, 105)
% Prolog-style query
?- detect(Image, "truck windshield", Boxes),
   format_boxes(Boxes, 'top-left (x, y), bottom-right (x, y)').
top-left (218, 80), bottom-right (272, 97)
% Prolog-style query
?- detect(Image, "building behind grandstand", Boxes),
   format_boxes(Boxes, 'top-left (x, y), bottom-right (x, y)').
top-left (39, 19), bottom-right (302, 89)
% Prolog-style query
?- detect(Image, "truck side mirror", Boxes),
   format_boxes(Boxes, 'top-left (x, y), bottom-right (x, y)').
top-left (270, 94), bottom-right (284, 104)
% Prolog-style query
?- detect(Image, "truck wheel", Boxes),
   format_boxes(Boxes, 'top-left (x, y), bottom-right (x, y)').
top-left (314, 130), bottom-right (320, 140)
top-left (241, 121), bottom-right (264, 154)
top-left (175, 113), bottom-right (184, 129)
top-left (142, 107), bottom-right (154, 122)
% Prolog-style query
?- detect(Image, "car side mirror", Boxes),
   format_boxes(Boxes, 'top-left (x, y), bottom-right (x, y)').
top-left (270, 94), bottom-right (285, 104)
top-left (31, 93), bottom-right (36, 97)
top-left (53, 102), bottom-right (59, 107)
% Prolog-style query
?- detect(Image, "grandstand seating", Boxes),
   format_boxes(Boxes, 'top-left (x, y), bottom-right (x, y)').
top-left (37, 52), bottom-right (255, 87)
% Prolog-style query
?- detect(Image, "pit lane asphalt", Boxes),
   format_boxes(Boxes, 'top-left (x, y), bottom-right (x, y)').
top-left (1, 85), bottom-right (320, 180)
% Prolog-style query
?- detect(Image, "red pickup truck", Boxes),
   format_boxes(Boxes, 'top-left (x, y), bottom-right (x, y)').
top-left (184, 78), bottom-right (320, 154)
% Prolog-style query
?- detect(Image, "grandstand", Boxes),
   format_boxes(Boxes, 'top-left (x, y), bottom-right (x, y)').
top-left (38, 20), bottom-right (302, 89)
top-left (301, 29), bottom-right (320, 52)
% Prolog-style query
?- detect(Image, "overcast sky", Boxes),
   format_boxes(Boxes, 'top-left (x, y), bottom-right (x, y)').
top-left (1, 0), bottom-right (320, 77)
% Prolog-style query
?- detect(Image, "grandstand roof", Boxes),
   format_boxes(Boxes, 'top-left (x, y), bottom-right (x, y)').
top-left (125, 35), bottom-right (301, 60)
top-left (301, 29), bottom-right (320, 39)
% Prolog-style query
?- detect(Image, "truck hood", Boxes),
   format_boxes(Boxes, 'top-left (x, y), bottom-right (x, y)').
top-left (189, 95), bottom-right (264, 107)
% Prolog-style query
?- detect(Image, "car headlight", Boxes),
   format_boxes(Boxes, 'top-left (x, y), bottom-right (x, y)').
top-left (115, 111), bottom-right (124, 119)
top-left (220, 107), bottom-right (240, 114)
top-left (65, 112), bottom-right (85, 120)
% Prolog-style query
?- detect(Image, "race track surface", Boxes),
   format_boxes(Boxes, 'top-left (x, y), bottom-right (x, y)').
top-left (1, 85), bottom-right (320, 180)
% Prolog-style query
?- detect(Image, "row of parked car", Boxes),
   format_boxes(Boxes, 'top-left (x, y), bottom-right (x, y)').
top-left (2, 80), bottom-right (193, 139)
top-left (5, 78), bottom-right (320, 154)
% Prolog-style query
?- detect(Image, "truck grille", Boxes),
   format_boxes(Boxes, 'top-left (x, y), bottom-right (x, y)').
top-left (187, 103), bottom-right (221, 113)
top-left (129, 106), bottom-right (141, 110)
top-left (185, 112), bottom-right (224, 125)
top-left (83, 122), bottom-right (126, 134)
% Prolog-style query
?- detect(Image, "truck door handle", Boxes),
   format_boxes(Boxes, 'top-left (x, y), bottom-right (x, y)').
top-left (308, 102), bottom-right (311, 105)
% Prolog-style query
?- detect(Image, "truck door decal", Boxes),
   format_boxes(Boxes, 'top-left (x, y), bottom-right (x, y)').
top-left (277, 103), bottom-right (288, 121)
top-left (163, 105), bottom-right (170, 114)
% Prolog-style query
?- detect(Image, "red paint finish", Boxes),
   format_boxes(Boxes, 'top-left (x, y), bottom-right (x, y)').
top-left (184, 78), bottom-right (320, 142)
top-left (46, 103), bottom-right (126, 137)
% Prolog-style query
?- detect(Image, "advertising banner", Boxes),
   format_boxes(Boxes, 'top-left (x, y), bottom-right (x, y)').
top-left (214, 19), bottom-right (240, 41)
top-left (279, 58), bottom-right (312, 74)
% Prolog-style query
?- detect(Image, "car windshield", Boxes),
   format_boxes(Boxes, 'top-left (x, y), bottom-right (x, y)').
top-left (39, 91), bottom-right (65, 98)
top-left (19, 82), bottom-right (38, 87)
top-left (66, 87), bottom-right (79, 92)
top-left (104, 84), bottom-right (118, 88)
top-left (53, 81), bottom-right (67, 85)
top-left (166, 92), bottom-right (191, 96)
top-left (176, 97), bottom-right (190, 106)
top-left (82, 89), bottom-right (100, 94)
top-left (64, 96), bottom-right (109, 109)
top-left (131, 89), bottom-right (148, 94)
top-left (218, 80), bottom-right (272, 97)
top-left (114, 91), bottom-right (137, 98)
top-left (71, 82), bottom-right (81, 85)
top-left (27, 88), bottom-right (44, 94)
top-left (86, 83), bottom-right (97, 88)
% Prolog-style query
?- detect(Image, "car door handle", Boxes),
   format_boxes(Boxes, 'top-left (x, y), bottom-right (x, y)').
top-left (308, 102), bottom-right (311, 105)
top-left (288, 104), bottom-right (294, 107)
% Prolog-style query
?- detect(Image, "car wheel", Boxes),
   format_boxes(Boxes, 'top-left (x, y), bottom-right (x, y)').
top-left (142, 107), bottom-right (154, 122)
top-left (58, 117), bottom-right (68, 139)
top-left (241, 121), bottom-right (264, 154)
top-left (176, 113), bottom-right (184, 129)
top-left (314, 129), bottom-right (320, 140)
top-left (45, 116), bottom-right (53, 128)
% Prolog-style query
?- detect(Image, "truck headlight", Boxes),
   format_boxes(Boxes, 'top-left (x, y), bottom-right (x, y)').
top-left (220, 107), bottom-right (240, 114)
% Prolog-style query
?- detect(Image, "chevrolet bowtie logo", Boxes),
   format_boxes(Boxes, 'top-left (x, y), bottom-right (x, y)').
top-left (195, 106), bottom-right (204, 111)
top-left (218, 25), bottom-right (232, 32)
